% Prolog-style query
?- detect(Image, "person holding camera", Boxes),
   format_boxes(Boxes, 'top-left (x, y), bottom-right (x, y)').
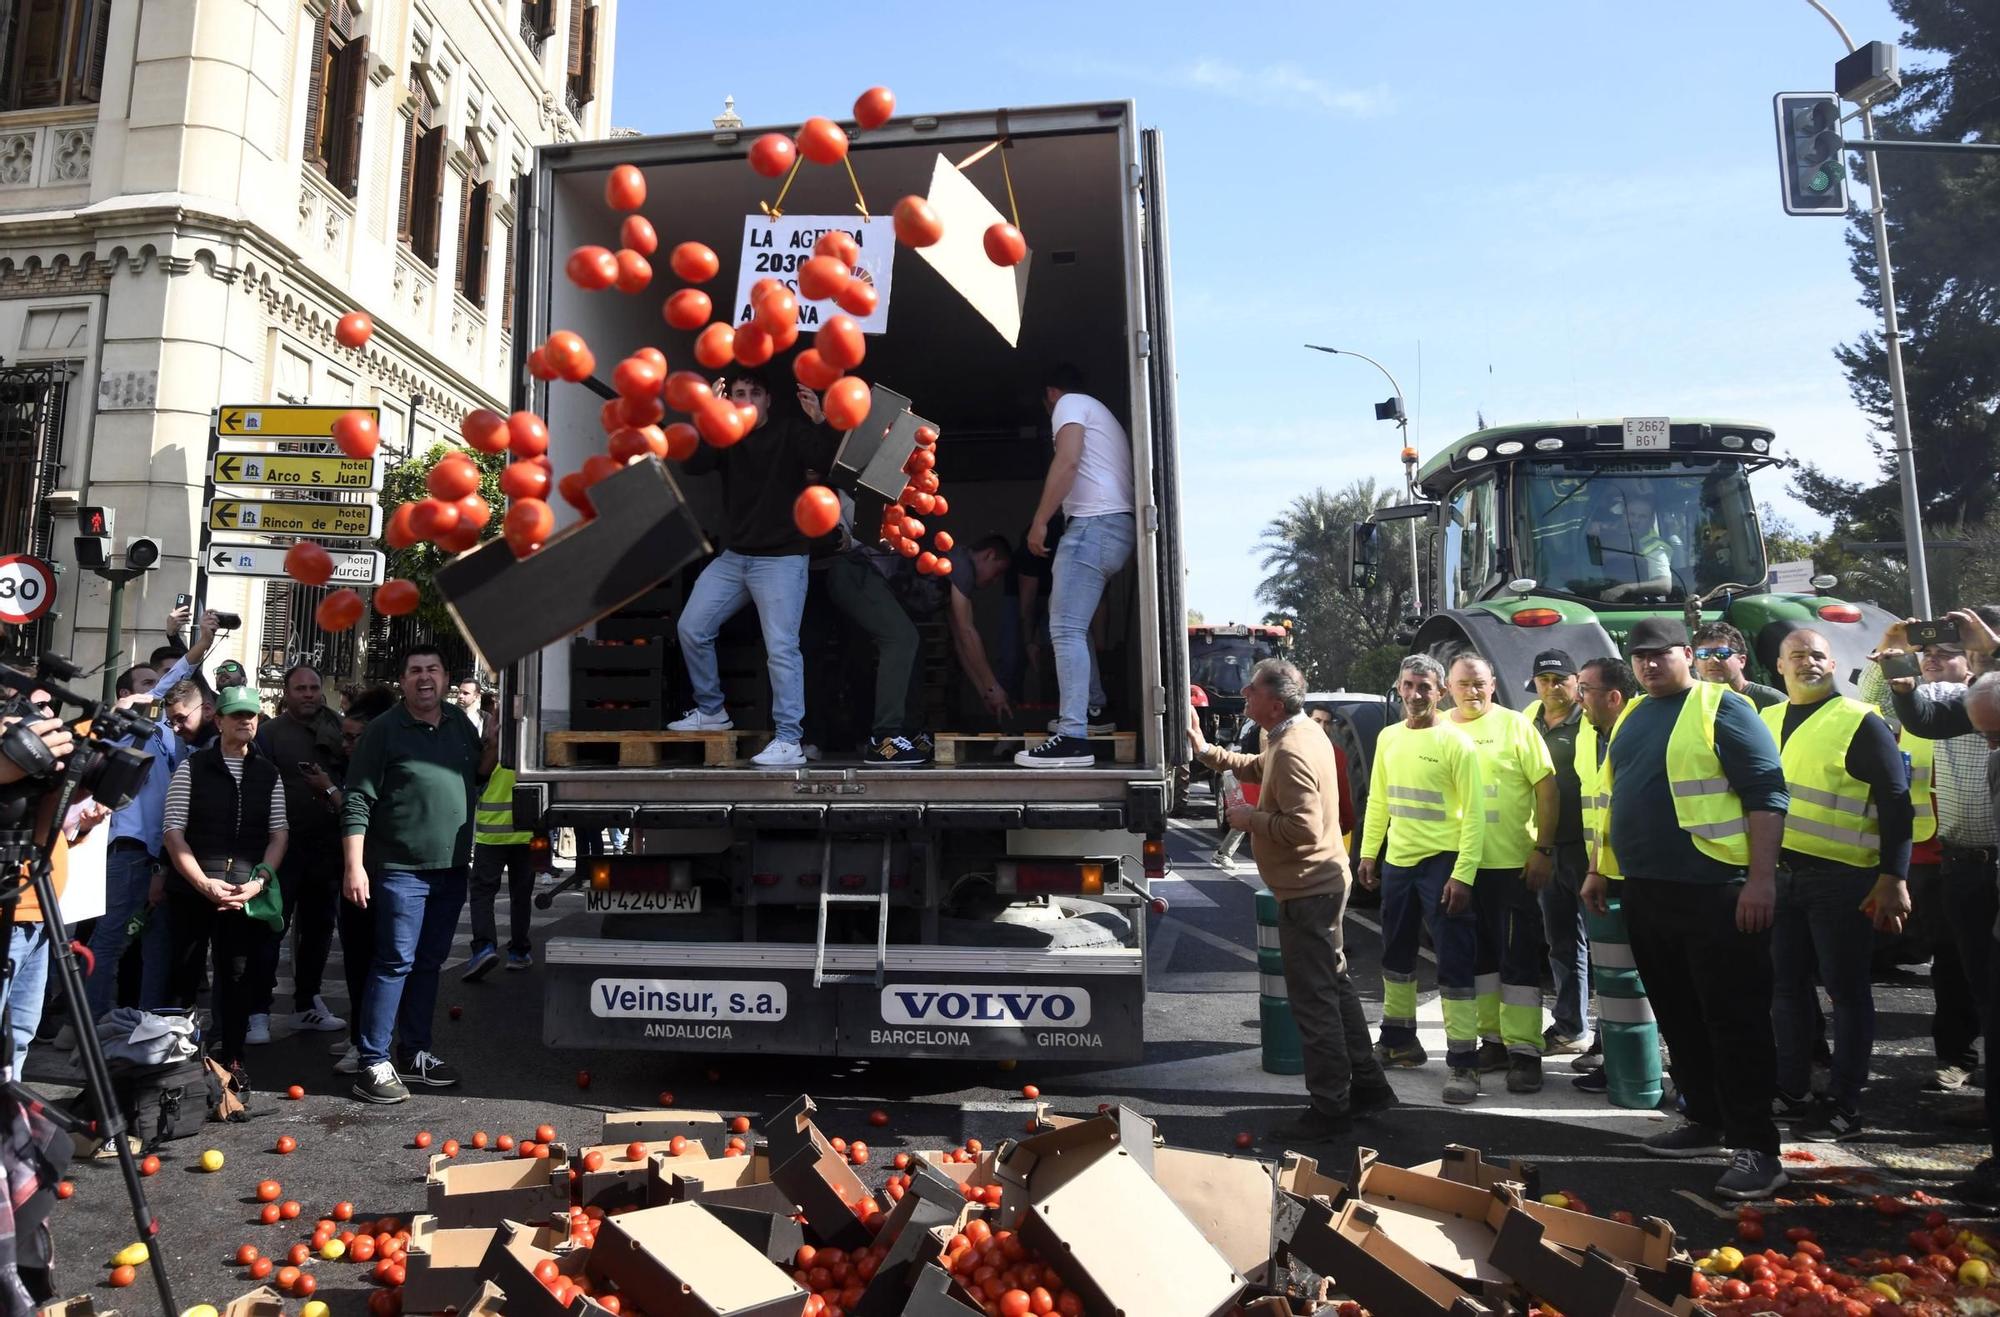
top-left (161, 685), bottom-right (286, 1089)
top-left (0, 705), bottom-right (91, 1074)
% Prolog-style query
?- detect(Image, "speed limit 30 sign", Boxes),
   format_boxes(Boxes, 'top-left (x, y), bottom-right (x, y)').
top-left (0, 555), bottom-right (57, 625)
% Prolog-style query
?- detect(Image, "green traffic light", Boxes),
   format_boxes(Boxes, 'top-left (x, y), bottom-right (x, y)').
top-left (1808, 168), bottom-right (1833, 193)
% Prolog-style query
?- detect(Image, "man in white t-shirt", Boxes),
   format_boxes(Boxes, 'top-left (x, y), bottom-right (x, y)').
top-left (1018, 363), bottom-right (1136, 768)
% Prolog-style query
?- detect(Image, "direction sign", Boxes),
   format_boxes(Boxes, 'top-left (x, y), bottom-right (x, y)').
top-left (207, 498), bottom-right (382, 539)
top-left (207, 542), bottom-right (385, 587)
top-left (214, 404), bottom-right (378, 439)
top-left (0, 554), bottom-right (56, 625)
top-left (212, 448), bottom-right (380, 491)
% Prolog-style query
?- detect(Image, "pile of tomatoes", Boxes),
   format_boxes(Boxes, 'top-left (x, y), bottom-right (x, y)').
top-left (229, 1209), bottom-right (414, 1314)
top-left (1689, 1205), bottom-right (2000, 1316)
top-left (931, 1217), bottom-right (1087, 1317)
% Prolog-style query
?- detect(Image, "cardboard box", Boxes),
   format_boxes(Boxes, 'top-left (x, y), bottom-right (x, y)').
top-left (221, 1288), bottom-right (284, 1317)
top-left (1342, 1147), bottom-right (1511, 1296)
top-left (1287, 1198), bottom-right (1499, 1316)
top-left (988, 1109), bottom-right (1244, 1317)
top-left (35, 1300), bottom-right (110, 1317)
top-left (462, 1220), bottom-right (616, 1317)
top-left (404, 1215), bottom-right (567, 1314)
top-left (766, 1095), bottom-right (873, 1249)
top-left (460, 1280), bottom-right (506, 1317)
top-left (1488, 1183), bottom-right (1701, 1313)
top-left (425, 1145), bottom-right (572, 1229)
top-left (1411, 1144), bottom-right (1543, 1201)
top-left (1151, 1145), bottom-right (1278, 1286)
top-left (652, 1170), bottom-right (806, 1266)
top-left (575, 1138), bottom-right (748, 1210)
top-left (896, 1263), bottom-right (989, 1317)
top-left (850, 1160), bottom-right (986, 1317)
top-left (584, 1201), bottom-right (809, 1317)
top-left (600, 1109), bottom-right (733, 1152)
top-left (916, 1147), bottom-right (1000, 1194)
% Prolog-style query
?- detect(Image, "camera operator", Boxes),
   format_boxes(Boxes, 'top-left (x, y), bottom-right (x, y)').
top-left (161, 686), bottom-right (285, 1089)
top-left (0, 702), bottom-right (94, 1074)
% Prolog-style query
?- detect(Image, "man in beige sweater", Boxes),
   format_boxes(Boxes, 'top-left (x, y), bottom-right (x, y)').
top-left (1189, 658), bottom-right (1396, 1141)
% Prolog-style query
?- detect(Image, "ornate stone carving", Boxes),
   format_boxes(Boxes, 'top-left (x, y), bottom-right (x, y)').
top-left (48, 127), bottom-right (91, 181)
top-left (0, 134), bottom-right (33, 186)
top-left (298, 184), bottom-right (315, 230)
top-left (323, 202), bottom-right (343, 249)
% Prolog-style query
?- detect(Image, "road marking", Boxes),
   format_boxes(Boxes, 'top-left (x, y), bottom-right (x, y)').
top-left (1166, 918), bottom-right (1261, 966)
top-left (1151, 874), bottom-right (1219, 910)
top-left (1672, 1188), bottom-right (1736, 1221)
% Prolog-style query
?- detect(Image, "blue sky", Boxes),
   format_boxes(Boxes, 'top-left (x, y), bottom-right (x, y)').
top-left (611, 0), bottom-right (1905, 624)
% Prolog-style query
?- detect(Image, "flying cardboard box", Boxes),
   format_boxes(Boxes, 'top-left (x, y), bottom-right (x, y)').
top-left (766, 1095), bottom-right (872, 1249)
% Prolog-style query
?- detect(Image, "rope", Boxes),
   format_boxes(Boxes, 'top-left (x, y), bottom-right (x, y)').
top-left (841, 155), bottom-right (871, 219)
top-left (953, 138), bottom-right (1020, 229)
top-left (759, 156), bottom-right (804, 220)
top-left (998, 139), bottom-right (1020, 229)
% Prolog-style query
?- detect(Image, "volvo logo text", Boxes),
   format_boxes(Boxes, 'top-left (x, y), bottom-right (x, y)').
top-left (880, 984), bottom-right (1092, 1029)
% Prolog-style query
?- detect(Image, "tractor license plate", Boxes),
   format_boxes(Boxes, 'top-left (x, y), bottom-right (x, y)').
top-left (585, 890), bottom-right (703, 914)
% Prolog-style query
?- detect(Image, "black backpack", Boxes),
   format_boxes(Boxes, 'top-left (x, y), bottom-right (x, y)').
top-left (74, 1054), bottom-right (228, 1151)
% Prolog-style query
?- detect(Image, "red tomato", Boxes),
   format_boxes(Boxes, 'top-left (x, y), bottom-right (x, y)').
top-left (658, 422), bottom-right (699, 461)
top-left (916, 552), bottom-right (939, 576)
top-left (934, 531), bottom-right (955, 552)
top-left (798, 255), bottom-right (851, 302)
top-left (580, 455), bottom-right (623, 489)
top-left (275, 1135), bottom-right (298, 1154)
top-left (527, 345), bottom-right (558, 380)
top-left (1874, 1195), bottom-right (1912, 1217)
top-left (893, 196), bottom-right (944, 247)
top-left (605, 164), bottom-right (646, 211)
top-left (373, 579), bottom-right (419, 616)
top-left (931, 495), bottom-right (950, 516)
top-left (692, 397), bottom-right (748, 448)
top-left (283, 541), bottom-right (334, 586)
top-left (53, 1181), bottom-right (71, 1199)
top-left (507, 410), bottom-right (550, 458)
top-left (796, 117), bottom-right (849, 166)
top-left (902, 517), bottom-right (926, 539)
top-left (534, 1123), bottom-right (558, 1144)
top-left (748, 277), bottom-right (786, 309)
top-left (853, 86), bottom-right (895, 130)
top-left (663, 288), bottom-right (712, 331)
top-left (748, 133), bottom-right (797, 178)
top-left (315, 589), bottom-right (365, 632)
top-left (895, 535), bottom-right (919, 559)
top-left (557, 472), bottom-right (595, 517)
top-left (823, 376), bottom-right (871, 431)
top-left (335, 310), bottom-right (374, 348)
top-left (1739, 1220), bottom-right (1765, 1243)
top-left (732, 322), bottom-right (775, 367)
top-left (664, 371), bottom-right (709, 411)
top-left (694, 323), bottom-right (735, 370)
top-left (294, 1274), bottom-right (317, 1298)
top-left (612, 355), bottom-right (663, 401)
top-left (793, 486), bottom-right (841, 538)
top-left (754, 288), bottom-right (798, 336)
top-left (256, 1179), bottom-right (282, 1201)
top-left (426, 455), bottom-right (480, 501)
top-left (499, 460), bottom-right (552, 501)
top-left (621, 393), bottom-right (666, 427)
top-left (621, 214), bottom-right (657, 255)
top-left (517, 1142), bottom-right (539, 1159)
top-left (816, 230), bottom-right (861, 265)
top-left (607, 426), bottom-right (656, 462)
top-left (614, 248), bottom-right (652, 293)
top-left (984, 222), bottom-right (1028, 267)
top-left (835, 278), bottom-right (878, 318)
top-left (454, 491), bottom-right (491, 534)
top-left (816, 315), bottom-right (866, 371)
top-left (670, 242), bottom-right (721, 284)
top-left (385, 503), bottom-right (421, 550)
top-left (410, 499), bottom-right (461, 542)
top-left (791, 349), bottom-right (840, 392)
top-left (545, 328), bottom-right (592, 375)
top-left (566, 245), bottom-right (619, 291)
top-left (999, 1291), bottom-right (1031, 1317)
top-left (767, 316), bottom-right (799, 352)
top-left (461, 407), bottom-right (510, 453)
top-left (108, 1264), bottom-right (136, 1288)
top-left (581, 1150), bottom-right (606, 1173)
top-left (905, 447), bottom-right (935, 473)
top-left (332, 410), bottom-right (379, 459)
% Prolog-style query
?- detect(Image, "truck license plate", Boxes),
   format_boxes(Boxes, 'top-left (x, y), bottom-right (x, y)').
top-left (585, 890), bottom-right (703, 914)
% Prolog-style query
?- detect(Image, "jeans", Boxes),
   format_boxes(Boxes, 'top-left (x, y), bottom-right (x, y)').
top-left (1771, 864), bottom-right (1879, 1110)
top-left (677, 550), bottom-right (809, 743)
top-left (251, 845), bottom-right (341, 1015)
top-left (1623, 876), bottom-right (1779, 1154)
top-left (1538, 842), bottom-right (1591, 1039)
top-left (1378, 852), bottom-right (1479, 1067)
top-left (470, 845), bottom-right (534, 954)
top-left (826, 553), bottom-right (920, 738)
top-left (1048, 512), bottom-right (1134, 737)
top-left (83, 844), bottom-right (171, 1018)
top-left (1277, 890), bottom-right (1387, 1115)
top-left (359, 867), bottom-right (468, 1067)
top-left (5, 925), bottom-right (50, 1074)
top-left (165, 884), bottom-right (274, 1067)
top-left (1473, 864), bottom-right (1547, 1056)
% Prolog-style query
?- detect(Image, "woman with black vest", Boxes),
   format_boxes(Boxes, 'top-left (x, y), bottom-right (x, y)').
top-left (162, 684), bottom-right (288, 1087)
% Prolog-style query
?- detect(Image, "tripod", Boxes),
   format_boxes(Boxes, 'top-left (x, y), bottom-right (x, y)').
top-left (0, 755), bottom-right (179, 1313)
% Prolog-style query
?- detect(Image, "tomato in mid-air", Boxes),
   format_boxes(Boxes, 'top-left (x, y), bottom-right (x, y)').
top-left (984, 222), bottom-right (1028, 267)
top-left (793, 349), bottom-right (841, 392)
top-left (836, 278), bottom-right (878, 319)
top-left (796, 117), bottom-right (848, 166)
top-left (508, 411), bottom-right (550, 458)
top-left (663, 289), bottom-right (711, 331)
top-left (604, 164), bottom-right (646, 211)
top-left (612, 355), bottom-right (664, 401)
top-left (499, 460), bottom-right (552, 502)
top-left (284, 541), bottom-right (333, 586)
top-left (426, 455), bottom-right (481, 502)
top-left (853, 86), bottom-right (895, 130)
top-left (315, 590), bottom-right (365, 632)
top-left (620, 214), bottom-right (657, 255)
top-left (694, 395), bottom-right (749, 448)
top-left (545, 330), bottom-right (595, 382)
top-left (732, 322), bottom-right (775, 368)
top-left (660, 422), bottom-right (699, 461)
top-left (670, 242), bottom-right (720, 283)
top-left (409, 499), bottom-right (460, 542)
top-left (373, 579), bottom-right (419, 616)
top-left (335, 311), bottom-right (374, 348)
top-left (793, 486), bottom-right (841, 539)
top-left (816, 316), bottom-right (866, 371)
top-left (754, 288), bottom-right (797, 336)
top-left (332, 410), bottom-right (379, 459)
top-left (557, 473), bottom-right (594, 517)
top-left (823, 377), bottom-right (872, 431)
top-left (694, 323), bottom-right (735, 370)
top-left (798, 255), bottom-right (850, 302)
top-left (566, 245), bottom-right (619, 291)
top-left (452, 492), bottom-right (491, 535)
top-left (816, 230), bottom-right (861, 265)
top-left (613, 249), bottom-right (652, 294)
top-left (893, 196), bottom-right (943, 247)
top-left (461, 407), bottom-right (510, 453)
top-left (748, 133), bottom-right (796, 178)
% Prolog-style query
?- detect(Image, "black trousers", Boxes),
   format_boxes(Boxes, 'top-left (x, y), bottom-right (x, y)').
top-left (250, 843), bottom-right (342, 1015)
top-left (337, 879), bottom-right (375, 1050)
top-left (1623, 876), bottom-right (1780, 1155)
top-left (1934, 849), bottom-right (2000, 1067)
top-left (165, 882), bottom-right (274, 1067)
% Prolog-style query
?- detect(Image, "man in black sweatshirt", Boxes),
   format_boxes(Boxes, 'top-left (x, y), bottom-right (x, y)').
top-left (671, 371), bottom-right (841, 767)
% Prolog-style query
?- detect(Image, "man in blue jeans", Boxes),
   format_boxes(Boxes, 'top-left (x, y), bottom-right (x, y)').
top-left (1018, 364), bottom-right (1135, 768)
top-left (671, 372), bottom-right (840, 768)
top-left (341, 645), bottom-right (494, 1103)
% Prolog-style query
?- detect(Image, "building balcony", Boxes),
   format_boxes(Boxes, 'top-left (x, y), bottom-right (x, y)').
top-left (0, 106), bottom-right (98, 196)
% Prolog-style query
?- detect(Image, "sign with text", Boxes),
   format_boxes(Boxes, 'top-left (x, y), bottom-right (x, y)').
top-left (1621, 416), bottom-right (1671, 452)
top-left (207, 498), bottom-right (381, 539)
top-left (734, 214), bottom-right (895, 335)
top-left (214, 404), bottom-right (378, 439)
top-left (212, 447), bottom-right (380, 491)
top-left (0, 554), bottom-right (56, 625)
top-left (208, 542), bottom-right (385, 586)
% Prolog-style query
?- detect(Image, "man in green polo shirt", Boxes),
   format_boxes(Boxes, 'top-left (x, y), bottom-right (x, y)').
top-left (341, 645), bottom-right (496, 1103)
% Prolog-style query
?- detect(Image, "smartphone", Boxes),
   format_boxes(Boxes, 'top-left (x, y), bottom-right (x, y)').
top-left (1908, 618), bottom-right (1960, 646)
top-left (174, 592), bottom-right (191, 610)
top-left (136, 699), bottom-right (163, 721)
top-left (297, 761), bottom-right (318, 775)
top-left (1878, 651), bottom-right (1923, 681)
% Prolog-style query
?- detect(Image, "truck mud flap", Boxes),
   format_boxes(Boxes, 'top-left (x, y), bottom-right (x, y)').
top-left (544, 940), bottom-right (1144, 1061)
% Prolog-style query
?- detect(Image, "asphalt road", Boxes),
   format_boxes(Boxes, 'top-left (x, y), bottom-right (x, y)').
top-left (28, 814), bottom-right (1993, 1313)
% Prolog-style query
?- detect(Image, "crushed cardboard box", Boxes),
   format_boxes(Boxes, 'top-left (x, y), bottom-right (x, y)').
top-left (221, 1287), bottom-right (286, 1317)
top-left (462, 1219), bottom-right (615, 1317)
top-left (404, 1215), bottom-right (567, 1314)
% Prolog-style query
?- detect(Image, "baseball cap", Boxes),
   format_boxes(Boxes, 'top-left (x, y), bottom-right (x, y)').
top-left (1626, 617), bottom-right (1691, 653)
top-left (1524, 648), bottom-right (1575, 692)
top-left (216, 685), bottom-right (261, 717)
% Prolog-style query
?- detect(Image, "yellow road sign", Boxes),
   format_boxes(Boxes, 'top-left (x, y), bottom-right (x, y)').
top-left (214, 404), bottom-right (379, 439)
top-left (207, 498), bottom-right (382, 539)
top-left (212, 448), bottom-right (380, 491)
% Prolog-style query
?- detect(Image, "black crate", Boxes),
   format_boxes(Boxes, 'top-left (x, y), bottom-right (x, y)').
top-left (572, 638), bottom-right (668, 731)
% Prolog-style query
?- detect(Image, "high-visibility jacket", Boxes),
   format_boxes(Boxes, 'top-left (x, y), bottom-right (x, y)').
top-left (1359, 719), bottom-right (1485, 886)
top-left (1903, 731), bottom-right (1935, 845)
top-left (1578, 710), bottom-right (1632, 879)
top-left (1448, 705), bottom-right (1554, 870)
top-left (1604, 682), bottom-right (1751, 869)
top-left (1760, 697), bottom-right (1882, 869)
top-left (475, 766), bottom-right (533, 846)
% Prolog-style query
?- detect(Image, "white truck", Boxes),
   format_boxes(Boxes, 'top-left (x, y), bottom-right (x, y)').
top-left (502, 101), bottom-right (1184, 1063)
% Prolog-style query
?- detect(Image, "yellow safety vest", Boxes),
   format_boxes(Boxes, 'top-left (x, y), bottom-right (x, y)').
top-left (475, 766), bottom-right (533, 846)
top-left (1604, 682), bottom-right (1752, 868)
top-left (1578, 713), bottom-right (1621, 878)
top-left (1904, 731), bottom-right (1935, 845)
top-left (1760, 697), bottom-right (1882, 869)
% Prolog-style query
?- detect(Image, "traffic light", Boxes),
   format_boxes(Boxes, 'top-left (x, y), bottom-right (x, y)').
top-left (125, 536), bottom-right (161, 571)
top-left (1374, 395), bottom-right (1406, 424)
top-left (74, 506), bottom-right (112, 570)
top-left (1774, 93), bottom-right (1849, 216)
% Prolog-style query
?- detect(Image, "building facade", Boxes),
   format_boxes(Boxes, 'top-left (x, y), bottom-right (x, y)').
top-left (0, 0), bottom-right (616, 682)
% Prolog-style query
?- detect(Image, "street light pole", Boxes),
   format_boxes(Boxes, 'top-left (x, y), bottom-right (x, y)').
top-left (1304, 344), bottom-right (1421, 615)
top-left (1803, 0), bottom-right (1930, 615)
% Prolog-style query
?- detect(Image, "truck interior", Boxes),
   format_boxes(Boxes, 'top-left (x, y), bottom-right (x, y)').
top-left (528, 111), bottom-right (1164, 773)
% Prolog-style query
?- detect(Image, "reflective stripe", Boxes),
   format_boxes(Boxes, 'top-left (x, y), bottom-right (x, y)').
top-left (1910, 767), bottom-right (1932, 785)
top-left (1500, 984), bottom-right (1542, 1007)
top-left (1786, 816), bottom-right (1881, 849)
top-left (1671, 777), bottom-right (1733, 798)
top-left (1439, 984), bottom-right (1476, 1000)
top-left (1686, 818), bottom-right (1749, 840)
top-left (1382, 969), bottom-right (1415, 985)
top-left (1589, 941), bottom-right (1637, 969)
top-left (1387, 785), bottom-right (1446, 804)
top-left (1473, 973), bottom-right (1501, 995)
top-left (1255, 925), bottom-right (1280, 951)
top-left (1390, 804), bottom-right (1449, 822)
top-left (1381, 1015), bottom-right (1417, 1030)
top-left (1259, 974), bottom-right (1288, 998)
top-left (1596, 996), bottom-right (1657, 1024)
top-left (1790, 783), bottom-right (1872, 814)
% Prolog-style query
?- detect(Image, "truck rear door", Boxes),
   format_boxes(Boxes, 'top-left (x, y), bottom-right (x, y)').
top-left (1141, 127), bottom-right (1188, 774)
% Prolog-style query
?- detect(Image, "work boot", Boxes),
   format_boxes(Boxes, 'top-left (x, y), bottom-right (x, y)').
top-left (1270, 1106), bottom-right (1352, 1143)
top-left (1506, 1055), bottom-right (1543, 1094)
top-left (1713, 1150), bottom-right (1788, 1201)
top-left (1474, 1040), bottom-right (1509, 1073)
top-left (1374, 1040), bottom-right (1428, 1069)
top-left (1442, 1068), bottom-right (1480, 1105)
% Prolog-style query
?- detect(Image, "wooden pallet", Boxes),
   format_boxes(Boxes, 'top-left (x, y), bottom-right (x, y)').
top-left (545, 729), bottom-right (772, 767)
top-left (932, 731), bottom-right (1137, 766)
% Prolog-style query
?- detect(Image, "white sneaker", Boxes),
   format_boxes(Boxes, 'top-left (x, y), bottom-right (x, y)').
top-left (1047, 709), bottom-right (1113, 735)
top-left (751, 739), bottom-right (807, 768)
top-left (668, 708), bottom-right (733, 732)
top-left (802, 743), bottom-right (822, 761)
top-left (245, 1014), bottom-right (271, 1045)
top-left (332, 1044), bottom-right (361, 1074)
top-left (287, 997), bottom-right (346, 1033)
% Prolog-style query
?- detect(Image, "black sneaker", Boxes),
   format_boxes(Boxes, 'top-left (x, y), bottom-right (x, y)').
top-left (1713, 1149), bottom-right (1788, 1201)
top-left (1796, 1100), bottom-right (1861, 1143)
top-left (1643, 1119), bottom-right (1726, 1159)
top-left (1571, 1036), bottom-right (1604, 1073)
top-left (1506, 1055), bottom-right (1543, 1093)
top-left (1572, 1068), bottom-right (1609, 1094)
top-left (1375, 1040), bottom-right (1428, 1069)
top-left (1271, 1106), bottom-right (1352, 1143)
top-left (1474, 1040), bottom-right (1509, 1073)
top-left (860, 735), bottom-right (929, 769)
top-left (1350, 1082), bottom-right (1401, 1116)
top-left (398, 1050), bottom-right (459, 1089)
top-left (1772, 1089), bottom-right (1816, 1122)
top-left (1047, 708), bottom-right (1113, 735)
top-left (1014, 734), bottom-right (1095, 768)
top-left (352, 1060), bottom-right (409, 1105)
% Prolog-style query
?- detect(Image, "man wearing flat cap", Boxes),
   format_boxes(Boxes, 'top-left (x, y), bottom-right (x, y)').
top-left (1524, 649), bottom-right (1590, 1057)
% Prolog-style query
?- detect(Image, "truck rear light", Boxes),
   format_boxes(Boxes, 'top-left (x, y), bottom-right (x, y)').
top-left (997, 861), bottom-right (1106, 895)
top-left (1512, 608), bottom-right (1562, 627)
top-left (1817, 603), bottom-right (1863, 623)
top-left (751, 872), bottom-right (781, 887)
top-left (1143, 836), bottom-right (1167, 881)
top-left (529, 835), bottom-right (550, 855)
top-left (591, 858), bottom-right (678, 891)
top-left (838, 873), bottom-right (866, 891)
top-left (587, 860), bottom-right (612, 891)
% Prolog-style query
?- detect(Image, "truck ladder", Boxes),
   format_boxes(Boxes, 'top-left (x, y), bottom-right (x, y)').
top-left (811, 833), bottom-right (891, 989)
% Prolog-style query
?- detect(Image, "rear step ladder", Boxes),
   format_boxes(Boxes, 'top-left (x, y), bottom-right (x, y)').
top-left (812, 834), bottom-right (891, 988)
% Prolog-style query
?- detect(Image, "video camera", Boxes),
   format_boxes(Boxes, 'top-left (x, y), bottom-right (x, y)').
top-left (0, 652), bottom-right (156, 833)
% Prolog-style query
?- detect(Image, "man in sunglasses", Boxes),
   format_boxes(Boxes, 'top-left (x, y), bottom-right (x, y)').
top-left (1693, 622), bottom-right (1785, 710)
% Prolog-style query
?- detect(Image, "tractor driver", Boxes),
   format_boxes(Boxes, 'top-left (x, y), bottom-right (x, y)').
top-left (1591, 487), bottom-right (1674, 603)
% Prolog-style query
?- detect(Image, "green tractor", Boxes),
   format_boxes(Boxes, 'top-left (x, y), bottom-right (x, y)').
top-left (1337, 418), bottom-right (1896, 824)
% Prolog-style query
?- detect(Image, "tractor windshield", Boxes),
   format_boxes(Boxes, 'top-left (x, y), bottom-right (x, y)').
top-left (1519, 457), bottom-right (1768, 604)
top-left (1191, 636), bottom-right (1277, 698)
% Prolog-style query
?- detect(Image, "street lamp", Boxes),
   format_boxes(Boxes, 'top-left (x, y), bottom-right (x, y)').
top-left (1304, 344), bottom-right (1422, 615)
